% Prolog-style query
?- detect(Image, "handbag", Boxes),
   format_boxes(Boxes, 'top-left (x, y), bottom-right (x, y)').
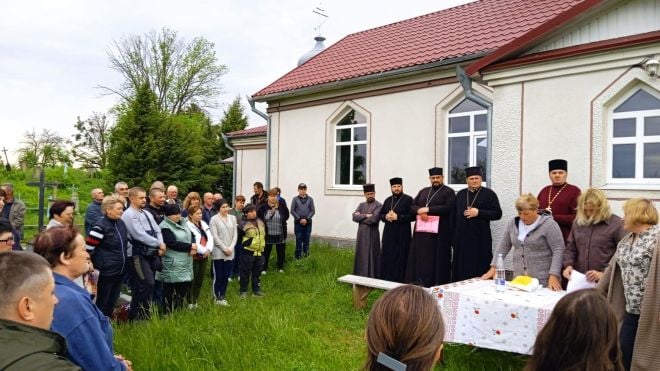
top-left (415, 215), bottom-right (440, 233)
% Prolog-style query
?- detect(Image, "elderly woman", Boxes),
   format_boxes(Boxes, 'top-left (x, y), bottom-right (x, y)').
top-left (157, 203), bottom-right (196, 314)
top-left (186, 204), bottom-right (213, 308)
top-left (563, 188), bottom-right (625, 283)
top-left (482, 193), bottom-right (564, 291)
top-left (85, 195), bottom-right (128, 317)
top-left (33, 226), bottom-right (131, 370)
top-left (598, 198), bottom-right (659, 371)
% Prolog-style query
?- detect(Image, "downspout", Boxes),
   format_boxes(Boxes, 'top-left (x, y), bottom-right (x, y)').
top-left (456, 66), bottom-right (493, 183)
top-left (247, 95), bottom-right (271, 189)
top-left (221, 133), bottom-right (237, 200)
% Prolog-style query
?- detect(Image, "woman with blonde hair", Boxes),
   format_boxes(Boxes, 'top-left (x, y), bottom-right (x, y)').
top-left (181, 192), bottom-right (202, 217)
top-left (364, 285), bottom-right (444, 371)
top-left (598, 198), bottom-right (660, 371)
top-left (563, 188), bottom-right (625, 283)
top-left (482, 194), bottom-right (564, 290)
top-left (525, 289), bottom-right (623, 371)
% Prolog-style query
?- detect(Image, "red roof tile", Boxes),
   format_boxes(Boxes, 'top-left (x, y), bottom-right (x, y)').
top-left (254, 0), bottom-right (586, 99)
top-left (225, 125), bottom-right (267, 137)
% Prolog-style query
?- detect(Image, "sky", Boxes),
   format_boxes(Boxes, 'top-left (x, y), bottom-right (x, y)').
top-left (0, 0), bottom-right (474, 164)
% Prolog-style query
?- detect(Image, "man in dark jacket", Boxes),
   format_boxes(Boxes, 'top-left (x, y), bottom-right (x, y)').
top-left (0, 251), bottom-right (81, 370)
top-left (84, 188), bottom-right (105, 236)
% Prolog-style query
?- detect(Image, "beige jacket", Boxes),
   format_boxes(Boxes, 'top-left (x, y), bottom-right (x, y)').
top-left (598, 234), bottom-right (660, 371)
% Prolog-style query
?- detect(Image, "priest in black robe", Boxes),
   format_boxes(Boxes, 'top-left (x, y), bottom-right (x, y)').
top-left (452, 166), bottom-right (502, 282)
top-left (352, 183), bottom-right (382, 278)
top-left (405, 167), bottom-right (455, 286)
top-left (378, 177), bottom-right (413, 283)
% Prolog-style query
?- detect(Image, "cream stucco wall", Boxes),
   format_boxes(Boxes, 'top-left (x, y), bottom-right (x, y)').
top-left (235, 146), bottom-right (267, 200)
top-left (270, 83), bottom-right (464, 241)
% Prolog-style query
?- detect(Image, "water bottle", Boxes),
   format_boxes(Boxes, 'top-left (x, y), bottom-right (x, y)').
top-left (495, 253), bottom-right (506, 292)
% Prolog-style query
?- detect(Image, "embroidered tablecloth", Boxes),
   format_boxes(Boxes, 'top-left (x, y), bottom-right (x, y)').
top-left (429, 278), bottom-right (566, 354)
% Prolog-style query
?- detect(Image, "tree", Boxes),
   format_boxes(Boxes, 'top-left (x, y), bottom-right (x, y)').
top-left (106, 83), bottom-right (165, 187)
top-left (218, 95), bottom-right (249, 159)
top-left (100, 27), bottom-right (228, 114)
top-left (71, 112), bottom-right (112, 170)
top-left (18, 129), bottom-right (71, 168)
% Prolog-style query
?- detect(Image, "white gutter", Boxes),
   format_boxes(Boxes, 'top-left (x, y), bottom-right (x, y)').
top-left (247, 95), bottom-right (271, 189)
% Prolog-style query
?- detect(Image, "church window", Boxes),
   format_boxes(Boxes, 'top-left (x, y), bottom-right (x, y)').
top-left (446, 99), bottom-right (488, 184)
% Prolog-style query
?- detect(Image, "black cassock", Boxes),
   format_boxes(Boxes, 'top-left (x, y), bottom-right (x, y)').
top-left (452, 187), bottom-right (502, 282)
top-left (379, 193), bottom-right (413, 283)
top-left (405, 185), bottom-right (455, 287)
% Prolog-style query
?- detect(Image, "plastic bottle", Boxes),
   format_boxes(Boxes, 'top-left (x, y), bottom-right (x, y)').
top-left (495, 253), bottom-right (506, 292)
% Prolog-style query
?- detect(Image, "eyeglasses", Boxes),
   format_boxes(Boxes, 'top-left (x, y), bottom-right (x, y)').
top-left (0, 238), bottom-right (15, 245)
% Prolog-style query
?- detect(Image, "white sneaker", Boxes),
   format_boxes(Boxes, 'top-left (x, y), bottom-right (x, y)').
top-left (215, 299), bottom-right (229, 306)
top-left (188, 303), bottom-right (198, 310)
top-left (279, 269), bottom-right (285, 273)
top-left (261, 270), bottom-right (267, 275)
top-left (228, 277), bottom-right (233, 282)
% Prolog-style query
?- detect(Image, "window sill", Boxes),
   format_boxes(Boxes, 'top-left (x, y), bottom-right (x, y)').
top-left (600, 184), bottom-right (660, 191)
top-left (325, 187), bottom-right (365, 197)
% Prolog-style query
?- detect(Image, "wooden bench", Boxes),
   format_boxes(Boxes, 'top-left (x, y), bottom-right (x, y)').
top-left (337, 274), bottom-right (404, 309)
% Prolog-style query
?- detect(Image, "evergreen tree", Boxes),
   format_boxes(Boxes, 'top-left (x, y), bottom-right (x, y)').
top-left (106, 83), bottom-right (165, 188)
top-left (218, 96), bottom-right (249, 159)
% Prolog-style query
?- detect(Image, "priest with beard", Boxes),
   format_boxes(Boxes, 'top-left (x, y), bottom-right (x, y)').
top-left (452, 166), bottom-right (502, 282)
top-left (378, 177), bottom-right (413, 283)
top-left (537, 159), bottom-right (580, 242)
top-left (352, 184), bottom-right (382, 278)
top-left (405, 167), bottom-right (455, 286)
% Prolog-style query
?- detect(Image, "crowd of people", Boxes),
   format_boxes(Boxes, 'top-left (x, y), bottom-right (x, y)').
top-left (0, 180), bottom-right (316, 370)
top-left (353, 159), bottom-right (658, 371)
top-left (1, 156), bottom-right (658, 371)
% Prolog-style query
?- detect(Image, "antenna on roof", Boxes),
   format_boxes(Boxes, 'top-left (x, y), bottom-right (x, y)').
top-left (312, 3), bottom-right (328, 36)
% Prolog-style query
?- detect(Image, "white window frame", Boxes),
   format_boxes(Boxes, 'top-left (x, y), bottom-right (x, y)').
top-left (607, 107), bottom-right (660, 185)
top-left (332, 110), bottom-right (368, 188)
top-left (446, 105), bottom-right (488, 188)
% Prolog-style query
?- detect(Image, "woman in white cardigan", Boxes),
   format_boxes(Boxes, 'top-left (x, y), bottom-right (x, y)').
top-left (209, 198), bottom-right (237, 306)
top-left (186, 205), bottom-right (214, 308)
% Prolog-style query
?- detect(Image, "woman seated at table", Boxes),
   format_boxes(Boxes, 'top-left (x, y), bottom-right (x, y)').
top-left (598, 198), bottom-right (659, 371)
top-left (563, 188), bottom-right (625, 283)
top-left (33, 226), bottom-right (131, 370)
top-left (364, 285), bottom-right (444, 371)
top-left (525, 288), bottom-right (623, 371)
top-left (482, 193), bottom-right (564, 291)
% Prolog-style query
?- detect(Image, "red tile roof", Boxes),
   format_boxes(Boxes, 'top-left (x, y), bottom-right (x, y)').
top-left (254, 0), bottom-right (587, 99)
top-left (225, 125), bottom-right (267, 137)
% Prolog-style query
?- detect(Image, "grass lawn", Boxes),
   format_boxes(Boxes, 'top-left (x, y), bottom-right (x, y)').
top-left (113, 243), bottom-right (528, 370)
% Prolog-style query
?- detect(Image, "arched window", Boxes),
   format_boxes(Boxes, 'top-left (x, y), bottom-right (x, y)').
top-left (334, 109), bottom-right (367, 186)
top-left (608, 89), bottom-right (660, 183)
top-left (446, 99), bottom-right (488, 185)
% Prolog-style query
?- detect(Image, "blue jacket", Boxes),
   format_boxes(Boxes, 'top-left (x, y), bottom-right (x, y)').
top-left (86, 216), bottom-right (128, 278)
top-left (84, 200), bottom-right (103, 236)
top-left (51, 273), bottom-right (125, 371)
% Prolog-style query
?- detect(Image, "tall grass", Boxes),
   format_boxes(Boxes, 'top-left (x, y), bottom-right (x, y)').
top-left (113, 244), bottom-right (527, 370)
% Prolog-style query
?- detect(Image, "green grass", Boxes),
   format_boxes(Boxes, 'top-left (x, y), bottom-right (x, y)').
top-left (113, 244), bottom-right (528, 370)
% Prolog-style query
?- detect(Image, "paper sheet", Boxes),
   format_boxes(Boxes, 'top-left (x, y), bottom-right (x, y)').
top-left (566, 270), bottom-right (597, 292)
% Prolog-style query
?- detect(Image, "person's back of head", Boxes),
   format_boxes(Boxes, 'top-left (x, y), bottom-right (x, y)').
top-left (525, 289), bottom-right (623, 371)
top-left (365, 285), bottom-right (445, 371)
top-left (0, 251), bottom-right (56, 330)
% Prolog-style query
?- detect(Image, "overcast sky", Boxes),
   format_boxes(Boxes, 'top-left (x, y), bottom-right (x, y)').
top-left (0, 0), bottom-right (474, 163)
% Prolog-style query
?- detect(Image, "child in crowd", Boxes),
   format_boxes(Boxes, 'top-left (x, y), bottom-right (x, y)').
top-left (238, 204), bottom-right (266, 297)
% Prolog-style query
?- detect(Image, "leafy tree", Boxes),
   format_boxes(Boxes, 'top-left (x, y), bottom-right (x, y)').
top-left (71, 112), bottom-right (112, 170)
top-left (106, 83), bottom-right (165, 187)
top-left (18, 129), bottom-right (71, 168)
top-left (100, 27), bottom-right (228, 114)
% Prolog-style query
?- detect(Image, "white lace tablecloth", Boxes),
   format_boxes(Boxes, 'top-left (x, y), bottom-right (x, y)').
top-left (429, 278), bottom-right (566, 354)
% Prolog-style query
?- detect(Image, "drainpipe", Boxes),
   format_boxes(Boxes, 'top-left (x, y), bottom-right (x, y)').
top-left (247, 95), bottom-right (271, 189)
top-left (221, 133), bottom-right (237, 200)
top-left (456, 66), bottom-right (493, 183)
